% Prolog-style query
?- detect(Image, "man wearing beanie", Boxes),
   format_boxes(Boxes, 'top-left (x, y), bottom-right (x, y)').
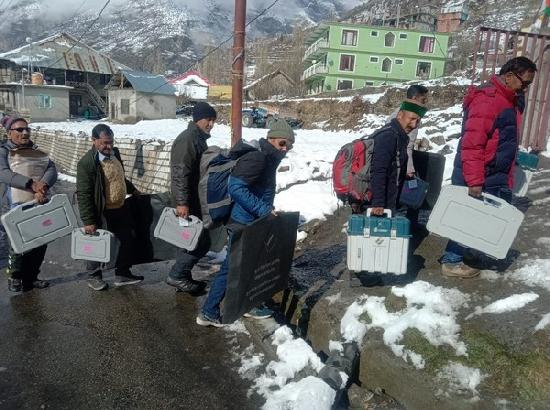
top-left (197, 118), bottom-right (295, 327)
top-left (166, 102), bottom-right (217, 293)
top-left (368, 100), bottom-right (427, 216)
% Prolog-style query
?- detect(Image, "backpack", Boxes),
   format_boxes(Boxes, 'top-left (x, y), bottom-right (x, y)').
top-left (198, 146), bottom-right (236, 229)
top-left (332, 125), bottom-right (398, 203)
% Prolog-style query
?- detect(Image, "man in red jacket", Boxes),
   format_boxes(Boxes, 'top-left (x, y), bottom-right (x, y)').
top-left (440, 56), bottom-right (537, 278)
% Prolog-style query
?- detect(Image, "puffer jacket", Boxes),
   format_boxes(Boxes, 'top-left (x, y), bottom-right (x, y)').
top-left (452, 75), bottom-right (521, 191)
top-left (228, 138), bottom-right (285, 225)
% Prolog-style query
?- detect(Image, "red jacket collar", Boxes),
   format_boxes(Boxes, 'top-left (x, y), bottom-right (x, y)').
top-left (490, 75), bottom-right (517, 105)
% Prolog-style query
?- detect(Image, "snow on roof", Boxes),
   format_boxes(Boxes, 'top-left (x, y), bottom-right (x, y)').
top-left (169, 71), bottom-right (209, 87)
top-left (0, 32), bottom-right (128, 75)
top-left (119, 69), bottom-right (176, 96)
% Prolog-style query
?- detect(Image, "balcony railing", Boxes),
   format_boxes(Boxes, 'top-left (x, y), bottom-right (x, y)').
top-left (303, 39), bottom-right (329, 61)
top-left (301, 63), bottom-right (328, 81)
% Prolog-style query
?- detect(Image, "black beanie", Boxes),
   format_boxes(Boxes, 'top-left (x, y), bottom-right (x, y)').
top-left (192, 102), bottom-right (217, 122)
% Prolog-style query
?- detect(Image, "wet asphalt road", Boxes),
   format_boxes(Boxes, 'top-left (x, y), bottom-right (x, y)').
top-left (0, 181), bottom-right (261, 409)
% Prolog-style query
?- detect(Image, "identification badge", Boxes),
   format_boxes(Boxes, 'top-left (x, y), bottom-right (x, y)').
top-left (407, 179), bottom-right (418, 189)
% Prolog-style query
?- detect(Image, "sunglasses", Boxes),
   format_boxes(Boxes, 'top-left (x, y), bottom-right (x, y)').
top-left (10, 127), bottom-right (31, 133)
top-left (512, 72), bottom-right (532, 89)
top-left (277, 140), bottom-right (293, 149)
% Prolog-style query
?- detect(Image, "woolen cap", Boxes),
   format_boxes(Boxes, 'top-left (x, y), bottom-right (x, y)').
top-left (2, 114), bottom-right (27, 131)
top-left (400, 99), bottom-right (428, 118)
top-left (266, 118), bottom-right (295, 144)
top-left (192, 102), bottom-right (217, 122)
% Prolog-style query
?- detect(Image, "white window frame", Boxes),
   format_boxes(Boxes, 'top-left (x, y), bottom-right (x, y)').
top-left (399, 33), bottom-right (408, 40)
top-left (369, 56), bottom-right (379, 63)
top-left (337, 79), bottom-right (353, 90)
top-left (384, 32), bottom-right (396, 48)
top-left (338, 53), bottom-right (356, 72)
top-left (381, 57), bottom-right (393, 73)
top-left (341, 29), bottom-right (358, 47)
top-left (38, 94), bottom-right (52, 109)
top-left (416, 61), bottom-right (432, 79)
top-left (418, 35), bottom-right (436, 54)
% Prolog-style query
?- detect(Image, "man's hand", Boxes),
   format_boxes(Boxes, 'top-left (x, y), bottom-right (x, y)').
top-left (176, 205), bottom-right (190, 219)
top-left (370, 207), bottom-right (385, 216)
top-left (31, 180), bottom-right (49, 195)
top-left (406, 172), bottom-right (415, 179)
top-left (34, 191), bottom-right (48, 204)
top-left (468, 186), bottom-right (483, 198)
top-left (84, 225), bottom-right (97, 235)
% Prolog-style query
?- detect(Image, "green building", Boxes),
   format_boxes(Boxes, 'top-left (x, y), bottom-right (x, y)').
top-left (302, 22), bottom-right (450, 94)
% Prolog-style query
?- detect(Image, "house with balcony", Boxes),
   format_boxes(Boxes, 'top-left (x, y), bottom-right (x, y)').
top-left (302, 22), bottom-right (450, 94)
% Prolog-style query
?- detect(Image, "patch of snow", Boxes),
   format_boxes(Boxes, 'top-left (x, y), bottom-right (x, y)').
top-left (469, 293), bottom-right (539, 318)
top-left (262, 376), bottom-right (336, 410)
top-left (328, 340), bottom-right (343, 353)
top-left (325, 292), bottom-right (341, 305)
top-left (57, 173), bottom-right (76, 183)
top-left (535, 313), bottom-right (550, 331)
top-left (479, 270), bottom-right (500, 281)
top-left (296, 231), bottom-right (308, 242)
top-left (535, 238), bottom-right (550, 247)
top-left (437, 362), bottom-right (486, 395)
top-left (275, 180), bottom-right (338, 222)
top-left (507, 259), bottom-right (550, 292)
top-left (238, 354), bottom-right (264, 376)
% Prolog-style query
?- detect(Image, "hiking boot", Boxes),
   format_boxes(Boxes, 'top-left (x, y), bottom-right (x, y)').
top-left (165, 276), bottom-right (205, 294)
top-left (88, 277), bottom-right (108, 291)
top-left (196, 312), bottom-right (225, 328)
top-left (8, 278), bottom-right (23, 292)
top-left (243, 305), bottom-right (274, 319)
top-left (114, 272), bottom-right (144, 286)
top-left (441, 263), bottom-right (480, 278)
top-left (31, 279), bottom-right (50, 289)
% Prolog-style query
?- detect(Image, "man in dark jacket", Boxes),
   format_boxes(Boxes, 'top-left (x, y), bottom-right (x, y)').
top-left (0, 115), bottom-right (57, 292)
top-left (76, 124), bottom-right (142, 291)
top-left (165, 102), bottom-right (217, 293)
top-left (440, 56), bottom-right (537, 278)
top-left (196, 119), bottom-right (294, 327)
top-left (369, 100), bottom-right (427, 216)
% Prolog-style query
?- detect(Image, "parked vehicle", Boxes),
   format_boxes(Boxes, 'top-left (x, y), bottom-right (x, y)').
top-left (242, 107), bottom-right (302, 129)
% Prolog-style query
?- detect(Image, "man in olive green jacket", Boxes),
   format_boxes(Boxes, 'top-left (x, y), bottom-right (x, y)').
top-left (166, 102), bottom-right (217, 294)
top-left (77, 124), bottom-right (141, 291)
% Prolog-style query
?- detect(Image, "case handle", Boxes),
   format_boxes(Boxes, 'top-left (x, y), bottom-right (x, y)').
top-left (366, 208), bottom-right (392, 218)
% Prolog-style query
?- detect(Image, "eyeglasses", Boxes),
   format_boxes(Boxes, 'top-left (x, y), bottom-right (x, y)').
top-left (278, 140), bottom-right (293, 149)
top-left (513, 72), bottom-right (532, 89)
top-left (10, 127), bottom-right (31, 133)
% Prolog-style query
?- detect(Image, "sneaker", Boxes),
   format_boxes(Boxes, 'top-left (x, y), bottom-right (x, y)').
top-left (165, 276), bottom-right (205, 294)
top-left (31, 279), bottom-right (50, 289)
top-left (441, 262), bottom-right (480, 278)
top-left (196, 312), bottom-right (225, 328)
top-left (88, 277), bottom-right (108, 291)
top-left (243, 305), bottom-right (274, 319)
top-left (8, 278), bottom-right (23, 292)
top-left (114, 272), bottom-right (144, 286)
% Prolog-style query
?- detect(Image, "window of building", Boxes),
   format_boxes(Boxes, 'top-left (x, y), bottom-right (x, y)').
top-left (399, 33), bottom-right (407, 40)
top-left (341, 30), bottom-right (358, 46)
top-left (121, 98), bottom-right (130, 115)
top-left (384, 32), bottom-right (395, 47)
top-left (382, 58), bottom-right (392, 73)
top-left (369, 56), bottom-right (379, 63)
top-left (419, 36), bottom-right (435, 53)
top-left (38, 95), bottom-right (52, 109)
top-left (416, 62), bottom-right (432, 79)
top-left (0, 63), bottom-right (9, 77)
top-left (395, 59), bottom-right (404, 65)
top-left (339, 54), bottom-right (355, 71)
top-left (365, 81), bottom-right (374, 86)
top-left (371, 31), bottom-right (378, 37)
top-left (337, 79), bottom-right (353, 90)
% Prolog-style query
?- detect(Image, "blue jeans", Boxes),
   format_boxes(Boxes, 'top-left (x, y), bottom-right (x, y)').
top-left (202, 230), bottom-right (234, 319)
top-left (440, 186), bottom-right (513, 265)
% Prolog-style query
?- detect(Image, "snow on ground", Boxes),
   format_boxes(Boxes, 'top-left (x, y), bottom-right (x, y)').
top-left (436, 362), bottom-right (486, 396)
top-left (340, 281), bottom-right (470, 369)
top-left (468, 293), bottom-right (539, 318)
top-left (535, 313), bottom-right (550, 331)
top-left (506, 259), bottom-right (550, 292)
top-left (274, 180), bottom-right (338, 222)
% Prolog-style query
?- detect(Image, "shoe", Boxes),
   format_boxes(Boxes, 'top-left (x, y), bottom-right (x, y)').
top-left (88, 277), bottom-right (108, 291)
top-left (31, 279), bottom-right (50, 289)
top-left (243, 305), bottom-right (274, 319)
top-left (114, 272), bottom-right (144, 286)
top-left (8, 278), bottom-right (23, 292)
top-left (441, 263), bottom-right (480, 278)
top-left (196, 312), bottom-right (225, 328)
top-left (166, 276), bottom-right (206, 294)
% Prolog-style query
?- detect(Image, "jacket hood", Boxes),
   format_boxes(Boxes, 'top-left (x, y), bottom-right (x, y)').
top-left (229, 139), bottom-right (259, 159)
top-left (463, 75), bottom-right (517, 110)
top-left (260, 138), bottom-right (286, 163)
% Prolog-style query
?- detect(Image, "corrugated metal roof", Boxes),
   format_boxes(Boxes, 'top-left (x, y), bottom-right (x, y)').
top-left (120, 69), bottom-right (176, 96)
top-left (0, 32), bottom-right (128, 75)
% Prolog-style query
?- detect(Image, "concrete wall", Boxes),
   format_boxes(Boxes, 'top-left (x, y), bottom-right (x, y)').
top-left (21, 85), bottom-right (70, 122)
top-left (108, 89), bottom-right (137, 122)
top-left (30, 129), bottom-right (173, 194)
top-left (136, 92), bottom-right (176, 120)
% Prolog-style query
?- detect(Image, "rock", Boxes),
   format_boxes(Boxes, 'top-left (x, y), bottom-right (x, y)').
top-left (416, 137), bottom-right (432, 152)
top-left (438, 145), bottom-right (453, 155)
top-left (347, 384), bottom-right (374, 408)
top-left (278, 165), bottom-right (290, 172)
top-left (429, 135), bottom-right (446, 146)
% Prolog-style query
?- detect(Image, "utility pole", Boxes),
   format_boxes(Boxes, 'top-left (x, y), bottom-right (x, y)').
top-left (231, 0), bottom-right (246, 147)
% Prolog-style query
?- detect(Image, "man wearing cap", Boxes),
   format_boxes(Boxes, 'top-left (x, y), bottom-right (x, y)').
top-left (0, 115), bottom-right (57, 292)
top-left (197, 118), bottom-right (295, 327)
top-left (166, 102), bottom-right (217, 293)
top-left (369, 100), bottom-right (427, 216)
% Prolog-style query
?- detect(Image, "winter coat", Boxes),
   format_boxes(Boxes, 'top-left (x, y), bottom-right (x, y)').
top-left (452, 75), bottom-right (521, 191)
top-left (170, 121), bottom-right (209, 216)
top-left (387, 108), bottom-right (418, 174)
top-left (228, 138), bottom-right (285, 225)
top-left (369, 119), bottom-right (409, 210)
top-left (0, 139), bottom-right (57, 214)
top-left (76, 146), bottom-right (136, 227)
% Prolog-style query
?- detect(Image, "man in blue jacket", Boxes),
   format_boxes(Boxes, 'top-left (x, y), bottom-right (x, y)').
top-left (196, 119), bottom-right (295, 327)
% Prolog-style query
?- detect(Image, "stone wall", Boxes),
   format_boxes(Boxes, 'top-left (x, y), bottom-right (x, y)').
top-left (31, 130), bottom-right (173, 194)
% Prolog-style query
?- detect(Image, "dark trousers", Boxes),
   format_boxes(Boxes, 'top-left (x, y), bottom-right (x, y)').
top-left (168, 230), bottom-right (211, 280)
top-left (88, 203), bottom-right (136, 277)
top-left (7, 244), bottom-right (48, 283)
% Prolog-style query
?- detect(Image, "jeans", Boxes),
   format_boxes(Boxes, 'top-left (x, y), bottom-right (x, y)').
top-left (441, 186), bottom-right (513, 265)
top-left (168, 229), bottom-right (211, 280)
